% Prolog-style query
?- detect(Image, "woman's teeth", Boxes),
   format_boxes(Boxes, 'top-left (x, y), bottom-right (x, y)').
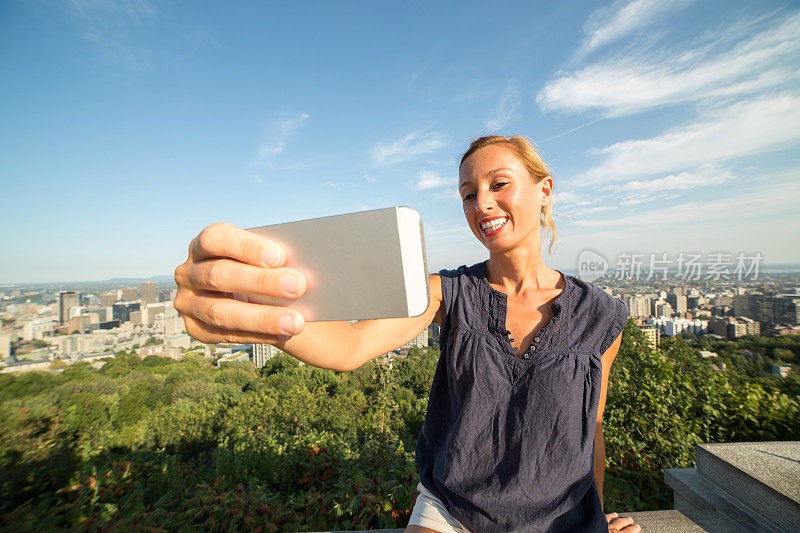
top-left (481, 217), bottom-right (508, 232)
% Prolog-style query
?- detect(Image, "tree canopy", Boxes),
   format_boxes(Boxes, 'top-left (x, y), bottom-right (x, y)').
top-left (0, 326), bottom-right (797, 530)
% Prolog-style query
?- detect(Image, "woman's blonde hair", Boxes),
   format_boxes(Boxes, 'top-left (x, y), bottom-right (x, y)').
top-left (459, 135), bottom-right (558, 254)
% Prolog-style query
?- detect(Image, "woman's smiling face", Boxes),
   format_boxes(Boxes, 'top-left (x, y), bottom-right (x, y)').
top-left (459, 144), bottom-right (550, 253)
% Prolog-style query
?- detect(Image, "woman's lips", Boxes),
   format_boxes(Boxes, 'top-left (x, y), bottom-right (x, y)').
top-left (480, 216), bottom-right (508, 236)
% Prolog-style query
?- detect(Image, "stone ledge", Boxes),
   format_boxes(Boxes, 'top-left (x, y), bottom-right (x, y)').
top-left (665, 467), bottom-right (761, 531)
top-left (617, 509), bottom-right (708, 532)
top-left (696, 441), bottom-right (800, 532)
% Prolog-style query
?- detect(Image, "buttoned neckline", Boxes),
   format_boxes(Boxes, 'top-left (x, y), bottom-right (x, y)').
top-left (473, 260), bottom-right (571, 360)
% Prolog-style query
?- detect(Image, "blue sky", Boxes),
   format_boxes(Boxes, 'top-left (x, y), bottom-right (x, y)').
top-left (1, 0), bottom-right (799, 283)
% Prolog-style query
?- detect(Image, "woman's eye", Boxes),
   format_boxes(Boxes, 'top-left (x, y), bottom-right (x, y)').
top-left (492, 182), bottom-right (508, 190)
top-left (462, 193), bottom-right (476, 201)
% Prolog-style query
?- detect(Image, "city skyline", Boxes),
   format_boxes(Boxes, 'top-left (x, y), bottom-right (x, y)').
top-left (2, 0), bottom-right (800, 283)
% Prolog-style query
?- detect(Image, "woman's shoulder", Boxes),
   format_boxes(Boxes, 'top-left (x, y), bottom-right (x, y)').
top-left (434, 262), bottom-right (487, 317)
top-left (565, 274), bottom-right (629, 353)
top-left (435, 262), bottom-right (486, 292)
top-left (436, 262), bottom-right (483, 279)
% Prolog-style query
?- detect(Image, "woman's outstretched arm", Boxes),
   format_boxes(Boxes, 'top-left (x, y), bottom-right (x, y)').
top-left (272, 274), bottom-right (442, 371)
top-left (174, 222), bottom-right (443, 372)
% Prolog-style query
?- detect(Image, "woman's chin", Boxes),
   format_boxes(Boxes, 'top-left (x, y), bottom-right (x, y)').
top-left (480, 238), bottom-right (514, 253)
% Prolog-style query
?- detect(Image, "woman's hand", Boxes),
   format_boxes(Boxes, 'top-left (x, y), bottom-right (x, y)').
top-left (605, 512), bottom-right (641, 533)
top-left (173, 222), bottom-right (308, 345)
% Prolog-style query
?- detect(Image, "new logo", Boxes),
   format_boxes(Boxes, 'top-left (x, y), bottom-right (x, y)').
top-left (577, 249), bottom-right (609, 282)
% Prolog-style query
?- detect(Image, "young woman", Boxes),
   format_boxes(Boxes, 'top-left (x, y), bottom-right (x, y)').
top-left (174, 135), bottom-right (641, 533)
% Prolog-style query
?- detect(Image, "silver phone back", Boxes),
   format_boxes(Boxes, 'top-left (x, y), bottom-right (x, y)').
top-left (240, 207), bottom-right (428, 322)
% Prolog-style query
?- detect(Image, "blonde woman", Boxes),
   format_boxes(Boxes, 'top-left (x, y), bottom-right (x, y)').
top-left (174, 136), bottom-right (641, 533)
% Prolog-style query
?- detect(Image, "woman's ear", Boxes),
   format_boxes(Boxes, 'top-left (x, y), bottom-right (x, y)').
top-left (539, 176), bottom-right (554, 207)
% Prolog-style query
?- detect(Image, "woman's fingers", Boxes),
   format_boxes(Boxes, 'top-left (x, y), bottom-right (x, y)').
top-left (189, 222), bottom-right (285, 267)
top-left (605, 512), bottom-right (619, 523)
top-left (183, 258), bottom-right (307, 298)
top-left (621, 519), bottom-right (641, 533)
top-left (177, 290), bottom-right (305, 337)
top-left (608, 515), bottom-right (641, 533)
top-left (181, 314), bottom-right (293, 345)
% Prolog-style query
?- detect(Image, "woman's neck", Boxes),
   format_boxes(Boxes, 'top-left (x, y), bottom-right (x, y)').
top-left (486, 245), bottom-right (560, 296)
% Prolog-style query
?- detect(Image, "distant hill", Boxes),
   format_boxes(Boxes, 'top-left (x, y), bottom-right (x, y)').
top-left (103, 275), bottom-right (175, 283)
top-left (2, 275), bottom-right (177, 291)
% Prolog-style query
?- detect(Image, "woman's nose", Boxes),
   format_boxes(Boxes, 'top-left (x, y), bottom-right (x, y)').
top-left (477, 190), bottom-right (496, 211)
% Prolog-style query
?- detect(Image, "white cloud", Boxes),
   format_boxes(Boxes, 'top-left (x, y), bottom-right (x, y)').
top-left (573, 171), bottom-right (800, 229)
top-left (432, 188), bottom-right (462, 201)
top-left (539, 12), bottom-right (800, 116)
top-left (66, 0), bottom-right (156, 68)
top-left (364, 174), bottom-right (378, 183)
top-left (576, 0), bottom-right (695, 59)
top-left (322, 181), bottom-right (337, 188)
top-left (251, 113), bottom-right (310, 173)
top-left (426, 222), bottom-right (470, 237)
top-left (549, 169), bottom-right (800, 269)
top-left (580, 94), bottom-right (800, 182)
top-left (414, 170), bottom-right (452, 190)
top-left (69, 0), bottom-right (155, 23)
top-left (485, 79), bottom-right (520, 132)
top-left (553, 191), bottom-right (603, 220)
top-left (553, 191), bottom-right (599, 208)
top-left (610, 166), bottom-right (733, 192)
top-left (603, 165), bottom-right (738, 205)
top-left (372, 131), bottom-right (446, 165)
top-left (560, 204), bottom-right (618, 221)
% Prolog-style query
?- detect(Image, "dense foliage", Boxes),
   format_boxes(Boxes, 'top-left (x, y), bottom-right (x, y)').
top-left (1, 326), bottom-right (798, 531)
top-left (603, 325), bottom-right (800, 510)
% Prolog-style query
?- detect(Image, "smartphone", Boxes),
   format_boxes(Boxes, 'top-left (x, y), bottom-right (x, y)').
top-left (234, 207), bottom-right (429, 322)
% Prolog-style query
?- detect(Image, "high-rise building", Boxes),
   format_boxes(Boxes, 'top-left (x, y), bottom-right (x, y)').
top-left (143, 303), bottom-right (167, 325)
top-left (648, 316), bottom-right (707, 337)
top-left (100, 292), bottom-right (118, 307)
top-left (0, 331), bottom-right (11, 358)
top-left (709, 317), bottom-right (748, 340)
top-left (655, 302), bottom-right (674, 318)
top-left (67, 316), bottom-right (89, 334)
top-left (121, 287), bottom-right (139, 301)
top-left (637, 324), bottom-right (660, 350)
top-left (625, 295), bottom-right (649, 318)
top-left (253, 343), bottom-right (281, 368)
top-left (113, 301), bottom-right (140, 324)
top-left (158, 289), bottom-right (176, 303)
top-left (429, 323), bottom-right (440, 345)
top-left (141, 281), bottom-right (157, 304)
top-left (159, 314), bottom-right (186, 337)
top-left (668, 293), bottom-right (688, 314)
top-left (59, 291), bottom-right (79, 324)
top-left (734, 294), bottom-right (800, 325)
top-left (86, 306), bottom-right (109, 323)
top-left (21, 319), bottom-right (55, 341)
top-left (404, 328), bottom-right (429, 349)
top-left (738, 316), bottom-right (761, 336)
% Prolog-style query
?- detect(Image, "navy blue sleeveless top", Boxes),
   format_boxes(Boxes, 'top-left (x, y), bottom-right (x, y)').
top-left (415, 261), bottom-right (629, 532)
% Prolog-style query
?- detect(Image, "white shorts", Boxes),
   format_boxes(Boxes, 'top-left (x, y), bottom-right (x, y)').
top-left (408, 482), bottom-right (469, 532)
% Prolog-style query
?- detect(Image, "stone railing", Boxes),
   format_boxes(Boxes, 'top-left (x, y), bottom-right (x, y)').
top-left (665, 441), bottom-right (799, 532)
